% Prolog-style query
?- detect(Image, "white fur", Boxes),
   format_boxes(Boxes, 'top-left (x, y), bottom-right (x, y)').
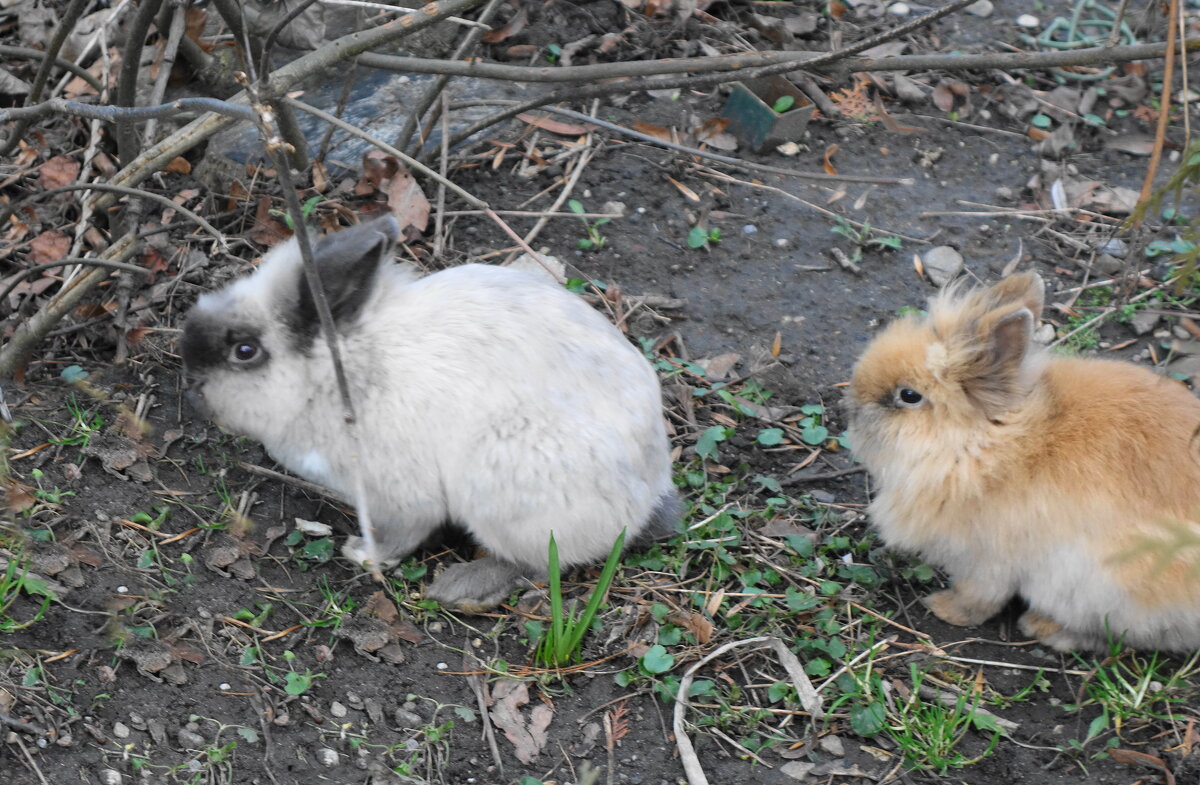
top-left (187, 237), bottom-right (674, 573)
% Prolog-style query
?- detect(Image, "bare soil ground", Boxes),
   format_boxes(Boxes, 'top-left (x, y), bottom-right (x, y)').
top-left (3, 1), bottom-right (1200, 784)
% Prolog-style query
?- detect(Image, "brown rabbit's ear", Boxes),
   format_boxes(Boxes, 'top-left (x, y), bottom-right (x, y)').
top-left (990, 272), bottom-right (1045, 319)
top-left (962, 304), bottom-right (1035, 418)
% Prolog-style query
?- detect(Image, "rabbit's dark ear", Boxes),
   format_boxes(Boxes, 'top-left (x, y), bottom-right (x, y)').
top-left (963, 304), bottom-right (1034, 418)
top-left (296, 216), bottom-right (400, 329)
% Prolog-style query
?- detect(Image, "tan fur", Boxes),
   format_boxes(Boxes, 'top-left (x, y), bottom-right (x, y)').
top-left (848, 273), bottom-right (1200, 651)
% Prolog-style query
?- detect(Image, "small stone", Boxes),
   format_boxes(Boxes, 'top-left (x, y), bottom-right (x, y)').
top-left (177, 729), bottom-right (205, 749)
top-left (1092, 254), bottom-right (1124, 275)
top-left (1098, 239), bottom-right (1128, 258)
top-left (1016, 13), bottom-right (1040, 28)
top-left (922, 246), bottom-right (964, 287)
top-left (436, 662), bottom-right (448, 670)
top-left (1130, 310), bottom-right (1159, 335)
top-left (891, 73), bottom-right (923, 104)
top-left (219, 683), bottom-right (231, 691)
top-left (781, 761), bottom-right (815, 781)
top-left (112, 722), bottom-right (130, 739)
top-left (775, 141), bottom-right (802, 156)
top-left (887, 2), bottom-right (909, 15)
top-left (330, 701), bottom-right (347, 718)
top-left (742, 224), bottom-right (758, 235)
top-left (1175, 325), bottom-right (1194, 340)
top-left (116, 586), bottom-right (128, 594)
top-left (394, 709), bottom-right (423, 727)
top-left (818, 734), bottom-right (845, 756)
top-left (98, 770), bottom-right (122, 785)
top-left (965, 0), bottom-right (993, 16)
top-left (345, 693), bottom-right (364, 710)
top-left (316, 748), bottom-right (339, 767)
top-left (995, 186), bottom-right (1015, 201)
top-left (773, 238), bottom-right (790, 249)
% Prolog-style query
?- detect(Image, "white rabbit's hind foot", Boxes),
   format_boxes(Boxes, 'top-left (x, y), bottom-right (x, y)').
top-left (425, 556), bottom-right (536, 613)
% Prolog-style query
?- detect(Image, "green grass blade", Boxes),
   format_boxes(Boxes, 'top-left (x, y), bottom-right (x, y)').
top-left (564, 528), bottom-right (626, 657)
top-left (547, 532), bottom-right (565, 663)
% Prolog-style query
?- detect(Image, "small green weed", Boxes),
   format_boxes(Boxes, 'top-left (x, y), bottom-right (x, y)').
top-left (831, 216), bottom-right (902, 264)
top-left (883, 665), bottom-right (1003, 773)
top-left (568, 199), bottom-right (609, 251)
top-left (1, 539), bottom-right (55, 633)
top-left (687, 225), bottom-right (722, 249)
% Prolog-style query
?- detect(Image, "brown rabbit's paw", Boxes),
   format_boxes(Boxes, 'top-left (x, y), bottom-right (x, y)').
top-left (1018, 610), bottom-right (1085, 651)
top-left (424, 557), bottom-right (530, 613)
top-left (923, 589), bottom-right (1000, 627)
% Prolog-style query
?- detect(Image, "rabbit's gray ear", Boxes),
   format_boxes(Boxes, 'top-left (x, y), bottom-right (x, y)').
top-left (295, 216), bottom-right (400, 332)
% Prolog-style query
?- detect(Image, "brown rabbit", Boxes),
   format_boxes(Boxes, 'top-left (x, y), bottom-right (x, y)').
top-left (847, 272), bottom-right (1200, 651)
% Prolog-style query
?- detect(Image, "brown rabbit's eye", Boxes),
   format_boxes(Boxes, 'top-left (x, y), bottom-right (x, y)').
top-left (896, 387), bottom-right (924, 407)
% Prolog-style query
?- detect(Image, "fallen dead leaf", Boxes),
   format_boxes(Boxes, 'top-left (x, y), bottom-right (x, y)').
top-left (39, 155), bottom-right (80, 189)
top-left (633, 120), bottom-right (674, 142)
top-left (381, 165), bottom-right (430, 241)
top-left (517, 113), bottom-right (594, 136)
top-left (822, 144), bottom-right (839, 175)
top-left (489, 680), bottom-right (552, 764)
top-left (668, 609), bottom-right (714, 643)
top-left (164, 156), bottom-right (191, 174)
top-left (29, 230), bottom-right (70, 264)
top-left (482, 6), bottom-right (527, 43)
top-left (667, 176), bottom-right (700, 203)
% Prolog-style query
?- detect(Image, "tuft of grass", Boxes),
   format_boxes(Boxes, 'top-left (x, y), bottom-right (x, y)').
top-left (533, 529), bottom-right (626, 668)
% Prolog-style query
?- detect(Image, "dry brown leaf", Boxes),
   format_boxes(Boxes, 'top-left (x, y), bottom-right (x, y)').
top-left (668, 610), bottom-right (714, 643)
top-left (1026, 127), bottom-right (1050, 141)
top-left (382, 166), bottom-right (430, 240)
top-left (39, 155), bottom-right (79, 189)
top-left (822, 144), bottom-right (839, 175)
top-left (4, 480), bottom-right (36, 514)
top-left (489, 680), bottom-right (552, 764)
top-left (828, 0), bottom-right (848, 18)
top-left (516, 113), bottom-right (594, 136)
top-left (185, 7), bottom-right (209, 49)
top-left (248, 196), bottom-right (289, 247)
top-left (363, 591), bottom-right (400, 623)
top-left (312, 160), bottom-right (330, 193)
top-left (667, 177), bottom-right (700, 203)
top-left (633, 121), bottom-right (673, 142)
top-left (164, 156), bottom-right (191, 174)
top-left (504, 44), bottom-right (537, 59)
top-left (482, 6), bottom-right (527, 43)
top-left (1105, 133), bottom-right (1155, 156)
top-left (1109, 748), bottom-right (1175, 785)
top-left (125, 326), bottom-right (151, 345)
top-left (29, 230), bottom-right (70, 264)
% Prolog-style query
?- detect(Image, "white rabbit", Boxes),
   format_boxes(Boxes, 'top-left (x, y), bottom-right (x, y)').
top-left (181, 216), bottom-right (679, 611)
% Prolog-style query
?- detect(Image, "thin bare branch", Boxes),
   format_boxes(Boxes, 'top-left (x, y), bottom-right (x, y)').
top-left (0, 259), bottom-right (150, 306)
top-left (0, 45), bottom-right (104, 93)
top-left (0, 183), bottom-right (227, 247)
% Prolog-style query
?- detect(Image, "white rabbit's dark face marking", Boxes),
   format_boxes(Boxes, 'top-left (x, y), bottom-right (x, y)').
top-left (287, 217), bottom-right (399, 352)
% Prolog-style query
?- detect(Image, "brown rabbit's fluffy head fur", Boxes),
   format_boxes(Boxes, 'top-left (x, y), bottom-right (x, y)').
top-left (848, 273), bottom-right (1047, 472)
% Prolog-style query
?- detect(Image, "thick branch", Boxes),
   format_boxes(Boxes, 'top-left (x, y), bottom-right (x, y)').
top-left (357, 39), bottom-right (1199, 83)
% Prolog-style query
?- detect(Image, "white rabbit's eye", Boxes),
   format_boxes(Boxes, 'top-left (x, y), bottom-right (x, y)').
top-left (895, 387), bottom-right (924, 407)
top-left (230, 342), bottom-right (260, 363)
